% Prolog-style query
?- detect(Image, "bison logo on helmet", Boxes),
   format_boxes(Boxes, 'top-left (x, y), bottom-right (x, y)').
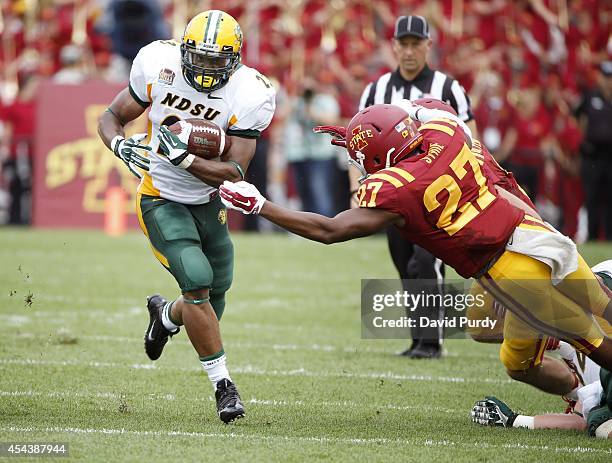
top-left (234, 24), bottom-right (243, 48)
top-left (349, 125), bottom-right (373, 151)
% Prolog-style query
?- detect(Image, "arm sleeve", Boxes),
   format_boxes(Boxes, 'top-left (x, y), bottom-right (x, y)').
top-left (128, 45), bottom-right (154, 108)
top-left (359, 83), bottom-right (373, 111)
top-left (227, 76), bottom-right (276, 138)
top-left (358, 177), bottom-right (400, 213)
top-left (444, 80), bottom-right (474, 123)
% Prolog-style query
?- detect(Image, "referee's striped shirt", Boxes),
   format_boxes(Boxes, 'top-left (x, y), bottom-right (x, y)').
top-left (359, 65), bottom-right (474, 122)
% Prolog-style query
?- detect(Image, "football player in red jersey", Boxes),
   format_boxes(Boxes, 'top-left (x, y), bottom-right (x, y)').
top-left (414, 98), bottom-right (537, 214)
top-left (411, 100), bottom-right (612, 406)
top-left (220, 103), bottom-right (612, 392)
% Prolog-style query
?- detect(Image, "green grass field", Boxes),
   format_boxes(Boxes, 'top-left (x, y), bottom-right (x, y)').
top-left (1, 228), bottom-right (611, 462)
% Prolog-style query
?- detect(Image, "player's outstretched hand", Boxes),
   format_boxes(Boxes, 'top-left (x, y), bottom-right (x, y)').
top-left (313, 125), bottom-right (347, 148)
top-left (112, 133), bottom-right (151, 179)
top-left (471, 396), bottom-right (517, 427)
top-left (219, 180), bottom-right (266, 215)
top-left (157, 123), bottom-right (193, 168)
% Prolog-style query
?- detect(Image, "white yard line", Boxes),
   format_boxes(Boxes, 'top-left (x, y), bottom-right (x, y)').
top-left (0, 390), bottom-right (176, 401)
top-left (12, 332), bottom-right (499, 360)
top-left (0, 357), bottom-right (512, 385)
top-left (0, 390), bottom-right (463, 414)
top-left (0, 426), bottom-right (609, 455)
top-left (1, 315), bottom-right (340, 335)
top-left (0, 390), bottom-right (458, 414)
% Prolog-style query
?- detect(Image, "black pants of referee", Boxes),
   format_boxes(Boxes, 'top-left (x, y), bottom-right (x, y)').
top-left (387, 227), bottom-right (445, 347)
top-left (581, 151), bottom-right (612, 240)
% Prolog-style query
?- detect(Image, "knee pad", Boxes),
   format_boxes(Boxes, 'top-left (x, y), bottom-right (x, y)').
top-left (173, 244), bottom-right (213, 293)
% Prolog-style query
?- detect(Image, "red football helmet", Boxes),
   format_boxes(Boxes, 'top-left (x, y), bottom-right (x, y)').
top-left (413, 97), bottom-right (458, 116)
top-left (346, 104), bottom-right (423, 178)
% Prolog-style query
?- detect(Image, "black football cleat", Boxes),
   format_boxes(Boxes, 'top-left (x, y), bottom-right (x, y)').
top-left (406, 342), bottom-right (441, 359)
top-left (399, 340), bottom-right (419, 357)
top-left (144, 294), bottom-right (179, 361)
top-left (215, 379), bottom-right (245, 423)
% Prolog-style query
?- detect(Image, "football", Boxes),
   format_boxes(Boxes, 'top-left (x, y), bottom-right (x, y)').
top-left (167, 119), bottom-right (231, 159)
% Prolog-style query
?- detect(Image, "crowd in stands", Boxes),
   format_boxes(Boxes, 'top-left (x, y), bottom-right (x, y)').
top-left (0, 0), bottom-right (610, 240)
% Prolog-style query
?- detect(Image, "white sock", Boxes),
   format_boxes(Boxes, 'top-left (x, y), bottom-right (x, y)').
top-left (161, 302), bottom-right (179, 331)
top-left (512, 415), bottom-right (535, 429)
top-left (595, 419), bottom-right (612, 438)
top-left (200, 352), bottom-right (231, 390)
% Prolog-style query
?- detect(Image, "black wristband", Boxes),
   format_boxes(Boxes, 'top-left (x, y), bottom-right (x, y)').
top-left (228, 160), bottom-right (245, 180)
top-left (106, 107), bottom-right (126, 126)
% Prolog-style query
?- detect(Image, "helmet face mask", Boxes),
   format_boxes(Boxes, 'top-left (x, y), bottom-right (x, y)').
top-left (180, 44), bottom-right (239, 92)
top-left (347, 150), bottom-right (369, 182)
top-left (181, 10), bottom-right (242, 93)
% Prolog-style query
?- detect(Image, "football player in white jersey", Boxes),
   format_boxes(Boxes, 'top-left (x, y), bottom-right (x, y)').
top-left (98, 10), bottom-right (276, 423)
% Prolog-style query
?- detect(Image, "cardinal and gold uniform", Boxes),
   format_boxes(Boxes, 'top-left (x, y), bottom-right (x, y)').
top-left (356, 118), bottom-right (610, 370)
top-left (470, 139), bottom-right (536, 211)
top-left (468, 261), bottom-right (612, 370)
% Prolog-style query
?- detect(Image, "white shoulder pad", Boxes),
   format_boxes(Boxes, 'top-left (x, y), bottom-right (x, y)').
top-left (129, 40), bottom-right (178, 106)
top-left (226, 66), bottom-right (276, 138)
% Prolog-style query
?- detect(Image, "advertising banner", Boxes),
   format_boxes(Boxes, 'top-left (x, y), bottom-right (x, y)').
top-left (33, 81), bottom-right (144, 228)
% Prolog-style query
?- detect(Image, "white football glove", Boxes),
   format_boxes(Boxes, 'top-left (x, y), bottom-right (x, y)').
top-left (111, 133), bottom-right (151, 179)
top-left (219, 180), bottom-right (266, 215)
top-left (157, 121), bottom-right (195, 169)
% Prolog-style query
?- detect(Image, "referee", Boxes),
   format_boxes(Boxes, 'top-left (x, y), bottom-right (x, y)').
top-left (354, 15), bottom-right (477, 359)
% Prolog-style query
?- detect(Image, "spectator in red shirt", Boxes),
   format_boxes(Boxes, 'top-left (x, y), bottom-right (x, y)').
top-left (471, 70), bottom-right (510, 155)
top-left (553, 114), bottom-right (584, 239)
top-left (1, 72), bottom-right (39, 224)
top-left (495, 83), bottom-right (553, 201)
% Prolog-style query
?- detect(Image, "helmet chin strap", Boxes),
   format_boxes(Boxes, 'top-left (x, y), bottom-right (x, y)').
top-left (385, 148), bottom-right (396, 169)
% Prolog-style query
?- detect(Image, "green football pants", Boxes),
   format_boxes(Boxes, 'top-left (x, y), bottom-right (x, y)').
top-left (137, 194), bottom-right (233, 319)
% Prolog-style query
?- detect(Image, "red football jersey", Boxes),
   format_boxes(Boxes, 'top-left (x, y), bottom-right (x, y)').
top-left (357, 118), bottom-right (524, 278)
top-left (471, 139), bottom-right (537, 210)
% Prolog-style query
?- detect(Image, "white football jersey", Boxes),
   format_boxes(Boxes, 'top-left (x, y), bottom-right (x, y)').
top-left (129, 40), bottom-right (276, 204)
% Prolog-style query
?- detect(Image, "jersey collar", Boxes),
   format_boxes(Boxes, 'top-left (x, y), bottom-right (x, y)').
top-left (391, 64), bottom-right (434, 90)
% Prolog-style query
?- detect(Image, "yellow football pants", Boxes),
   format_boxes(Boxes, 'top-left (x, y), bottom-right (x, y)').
top-left (476, 251), bottom-right (610, 371)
